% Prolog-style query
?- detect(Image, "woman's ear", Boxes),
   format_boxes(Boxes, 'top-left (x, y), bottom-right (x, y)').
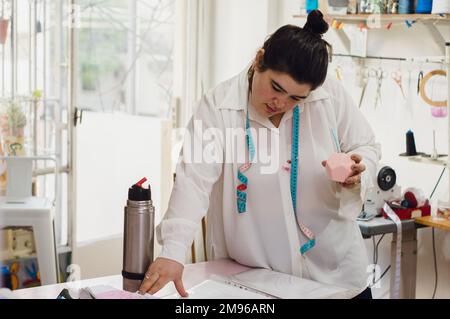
top-left (253, 48), bottom-right (265, 72)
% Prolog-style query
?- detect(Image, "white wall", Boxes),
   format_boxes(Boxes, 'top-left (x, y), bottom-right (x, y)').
top-left (279, 0), bottom-right (450, 298)
top-left (207, 0), bottom-right (271, 88)
top-left (334, 56), bottom-right (449, 299)
top-left (73, 112), bottom-right (172, 279)
top-left (204, 0), bottom-right (450, 298)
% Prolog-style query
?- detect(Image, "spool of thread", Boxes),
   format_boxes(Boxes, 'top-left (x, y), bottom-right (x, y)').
top-left (405, 130), bottom-right (417, 156)
top-left (404, 192), bottom-right (418, 208)
top-left (416, 0), bottom-right (433, 13)
top-left (306, 0), bottom-right (319, 13)
top-left (328, 0), bottom-right (349, 9)
top-left (432, 0), bottom-right (450, 14)
top-left (403, 187), bottom-right (427, 207)
top-left (398, 0), bottom-right (414, 13)
top-left (401, 199), bottom-right (411, 208)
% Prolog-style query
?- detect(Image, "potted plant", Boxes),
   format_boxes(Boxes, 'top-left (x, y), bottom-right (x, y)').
top-left (0, 99), bottom-right (27, 156)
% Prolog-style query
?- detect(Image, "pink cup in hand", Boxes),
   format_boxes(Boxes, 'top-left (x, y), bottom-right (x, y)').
top-left (325, 153), bottom-right (355, 183)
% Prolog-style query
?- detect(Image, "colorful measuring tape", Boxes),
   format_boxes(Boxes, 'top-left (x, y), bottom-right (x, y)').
top-left (236, 112), bottom-right (256, 213)
top-left (236, 105), bottom-right (315, 255)
top-left (382, 203), bottom-right (402, 299)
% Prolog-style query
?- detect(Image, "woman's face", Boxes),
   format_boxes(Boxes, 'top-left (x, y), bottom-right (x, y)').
top-left (250, 66), bottom-right (312, 119)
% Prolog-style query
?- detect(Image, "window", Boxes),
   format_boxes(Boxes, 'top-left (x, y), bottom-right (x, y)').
top-left (76, 0), bottom-right (175, 117)
top-left (0, 0), bottom-right (175, 250)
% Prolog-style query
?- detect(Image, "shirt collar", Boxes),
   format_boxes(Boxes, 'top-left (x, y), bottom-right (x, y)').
top-left (218, 66), bottom-right (331, 127)
top-left (218, 65), bottom-right (252, 111)
top-left (218, 66), bottom-right (275, 128)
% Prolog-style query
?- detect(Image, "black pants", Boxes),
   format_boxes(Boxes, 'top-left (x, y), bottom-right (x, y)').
top-left (352, 287), bottom-right (373, 299)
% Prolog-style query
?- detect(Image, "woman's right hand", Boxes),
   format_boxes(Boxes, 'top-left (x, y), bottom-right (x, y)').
top-left (138, 257), bottom-right (188, 297)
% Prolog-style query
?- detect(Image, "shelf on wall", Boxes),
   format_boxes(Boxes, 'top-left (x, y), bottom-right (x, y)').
top-left (294, 13), bottom-right (450, 56)
top-left (293, 13), bottom-right (450, 23)
top-left (407, 156), bottom-right (449, 168)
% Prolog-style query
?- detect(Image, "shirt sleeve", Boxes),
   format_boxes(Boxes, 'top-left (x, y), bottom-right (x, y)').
top-left (331, 80), bottom-right (382, 220)
top-left (156, 95), bottom-right (224, 265)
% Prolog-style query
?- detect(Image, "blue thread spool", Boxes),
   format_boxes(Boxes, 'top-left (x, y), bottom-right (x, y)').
top-left (401, 199), bottom-right (411, 208)
top-left (405, 130), bottom-right (417, 156)
top-left (416, 0), bottom-right (433, 13)
top-left (398, 0), bottom-right (414, 13)
top-left (306, 0), bottom-right (318, 13)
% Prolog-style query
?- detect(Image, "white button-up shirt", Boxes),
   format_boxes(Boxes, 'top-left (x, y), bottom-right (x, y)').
top-left (156, 67), bottom-right (381, 290)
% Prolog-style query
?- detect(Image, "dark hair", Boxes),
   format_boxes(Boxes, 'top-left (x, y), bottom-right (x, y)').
top-left (250, 10), bottom-right (332, 91)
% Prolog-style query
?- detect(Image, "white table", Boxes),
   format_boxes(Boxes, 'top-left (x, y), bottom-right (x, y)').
top-left (13, 259), bottom-right (250, 299)
top-left (358, 217), bottom-right (427, 299)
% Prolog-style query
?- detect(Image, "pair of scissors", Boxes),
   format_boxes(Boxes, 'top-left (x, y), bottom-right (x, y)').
top-left (370, 68), bottom-right (387, 109)
top-left (358, 67), bottom-right (369, 108)
top-left (391, 71), bottom-right (406, 99)
top-left (417, 71), bottom-right (424, 95)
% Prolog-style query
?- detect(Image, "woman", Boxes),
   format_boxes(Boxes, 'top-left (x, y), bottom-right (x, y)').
top-left (139, 10), bottom-right (380, 299)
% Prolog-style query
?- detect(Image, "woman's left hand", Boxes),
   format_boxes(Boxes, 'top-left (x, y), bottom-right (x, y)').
top-left (322, 154), bottom-right (366, 189)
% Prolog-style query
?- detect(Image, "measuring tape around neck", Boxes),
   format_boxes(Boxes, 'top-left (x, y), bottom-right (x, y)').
top-left (291, 106), bottom-right (315, 255)
top-left (382, 203), bottom-right (402, 299)
top-left (236, 105), bottom-right (315, 255)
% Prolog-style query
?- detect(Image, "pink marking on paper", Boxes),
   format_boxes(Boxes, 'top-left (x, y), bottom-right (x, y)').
top-left (95, 290), bottom-right (144, 299)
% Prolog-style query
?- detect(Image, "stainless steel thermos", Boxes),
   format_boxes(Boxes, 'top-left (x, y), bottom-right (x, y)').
top-left (122, 177), bottom-right (155, 292)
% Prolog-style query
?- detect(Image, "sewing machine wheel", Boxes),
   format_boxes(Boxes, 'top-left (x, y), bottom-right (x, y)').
top-left (378, 166), bottom-right (396, 191)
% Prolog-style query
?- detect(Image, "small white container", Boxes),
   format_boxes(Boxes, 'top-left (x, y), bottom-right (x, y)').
top-left (437, 199), bottom-right (450, 219)
top-left (432, 0), bottom-right (450, 14)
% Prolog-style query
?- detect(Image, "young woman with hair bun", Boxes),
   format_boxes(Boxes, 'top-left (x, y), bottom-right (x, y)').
top-left (140, 10), bottom-right (380, 300)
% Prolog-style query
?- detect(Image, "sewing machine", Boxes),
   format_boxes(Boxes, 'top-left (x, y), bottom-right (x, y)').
top-left (358, 166), bottom-right (401, 221)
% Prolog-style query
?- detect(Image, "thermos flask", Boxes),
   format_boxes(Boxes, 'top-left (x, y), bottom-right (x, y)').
top-left (122, 177), bottom-right (155, 292)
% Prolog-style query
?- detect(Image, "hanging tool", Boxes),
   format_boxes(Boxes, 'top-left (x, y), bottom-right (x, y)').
top-left (419, 69), bottom-right (447, 107)
top-left (391, 71), bottom-right (406, 99)
top-left (406, 63), bottom-right (413, 111)
top-left (335, 65), bottom-right (343, 81)
top-left (417, 71), bottom-right (424, 95)
top-left (372, 67), bottom-right (387, 109)
top-left (358, 68), bottom-right (369, 108)
top-left (431, 130), bottom-right (438, 160)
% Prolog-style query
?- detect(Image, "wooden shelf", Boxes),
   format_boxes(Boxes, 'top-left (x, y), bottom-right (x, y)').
top-left (294, 13), bottom-right (449, 57)
top-left (415, 215), bottom-right (450, 231)
top-left (407, 155), bottom-right (449, 168)
top-left (293, 13), bottom-right (450, 23)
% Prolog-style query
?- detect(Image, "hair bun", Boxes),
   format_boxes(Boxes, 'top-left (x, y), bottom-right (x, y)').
top-left (303, 10), bottom-right (329, 36)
